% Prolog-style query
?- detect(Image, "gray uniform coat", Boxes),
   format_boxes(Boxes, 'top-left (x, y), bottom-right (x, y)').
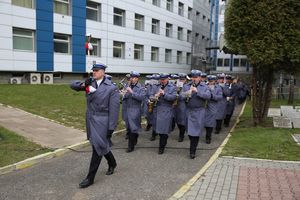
top-left (224, 83), bottom-right (237, 116)
top-left (174, 86), bottom-right (187, 126)
top-left (181, 82), bottom-right (211, 137)
top-left (122, 83), bottom-right (146, 133)
top-left (215, 84), bottom-right (228, 120)
top-left (205, 85), bottom-right (223, 128)
top-left (71, 78), bottom-right (120, 156)
top-left (152, 83), bottom-right (177, 134)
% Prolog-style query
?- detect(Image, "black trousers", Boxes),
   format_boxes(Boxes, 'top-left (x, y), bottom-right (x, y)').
top-left (159, 134), bottom-right (168, 149)
top-left (128, 132), bottom-right (138, 150)
top-left (205, 127), bottom-right (213, 139)
top-left (215, 120), bottom-right (222, 133)
top-left (224, 114), bottom-right (232, 126)
top-left (87, 146), bottom-right (116, 181)
top-left (189, 136), bottom-right (199, 154)
top-left (178, 124), bottom-right (186, 139)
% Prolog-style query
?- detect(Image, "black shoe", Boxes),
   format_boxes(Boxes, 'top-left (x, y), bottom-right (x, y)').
top-left (190, 153), bottom-right (195, 159)
top-left (125, 134), bottom-right (129, 140)
top-left (158, 148), bottom-right (164, 154)
top-left (106, 164), bottom-right (117, 175)
top-left (126, 148), bottom-right (134, 153)
top-left (79, 178), bottom-right (94, 188)
top-left (206, 138), bottom-right (211, 144)
top-left (178, 137), bottom-right (184, 142)
top-left (150, 136), bottom-right (156, 141)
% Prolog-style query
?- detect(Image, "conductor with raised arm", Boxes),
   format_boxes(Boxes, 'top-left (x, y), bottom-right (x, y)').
top-left (70, 63), bottom-right (120, 188)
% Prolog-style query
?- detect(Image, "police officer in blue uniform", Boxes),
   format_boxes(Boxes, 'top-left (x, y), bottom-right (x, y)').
top-left (215, 73), bottom-right (228, 134)
top-left (150, 73), bottom-right (177, 154)
top-left (71, 64), bottom-right (120, 188)
top-left (204, 75), bottom-right (223, 144)
top-left (122, 71), bottom-right (146, 152)
top-left (174, 73), bottom-right (188, 142)
top-left (224, 75), bottom-right (237, 127)
top-left (181, 70), bottom-right (211, 159)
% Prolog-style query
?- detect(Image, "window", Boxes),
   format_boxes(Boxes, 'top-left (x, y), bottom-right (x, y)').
top-left (177, 51), bottom-right (182, 64)
top-left (166, 0), bottom-right (173, 12)
top-left (186, 53), bottom-right (191, 64)
top-left (151, 47), bottom-right (159, 62)
top-left (166, 23), bottom-right (172, 37)
top-left (152, 19), bottom-right (160, 34)
top-left (196, 11), bottom-right (200, 22)
top-left (187, 30), bottom-right (192, 42)
top-left (114, 8), bottom-right (125, 27)
top-left (54, 0), bottom-right (69, 15)
top-left (240, 59), bottom-right (247, 67)
top-left (203, 15), bottom-right (206, 20)
top-left (178, 2), bottom-right (184, 16)
top-left (217, 58), bottom-right (223, 66)
top-left (86, 1), bottom-right (101, 21)
top-left (152, 0), bottom-right (160, 7)
top-left (54, 33), bottom-right (70, 54)
top-left (177, 27), bottom-right (183, 40)
top-left (224, 58), bottom-right (230, 67)
top-left (113, 41), bottom-right (125, 58)
top-left (12, 0), bottom-right (33, 9)
top-left (234, 58), bottom-right (239, 67)
top-left (135, 14), bottom-right (144, 31)
top-left (165, 49), bottom-right (172, 63)
top-left (188, 7), bottom-right (192, 19)
top-left (89, 38), bottom-right (101, 57)
top-left (134, 44), bottom-right (144, 60)
top-left (195, 33), bottom-right (199, 41)
top-left (13, 28), bottom-right (34, 51)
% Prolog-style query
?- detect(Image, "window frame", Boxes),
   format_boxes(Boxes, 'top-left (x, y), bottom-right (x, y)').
top-left (113, 7), bottom-right (125, 27)
top-left (134, 44), bottom-right (144, 61)
top-left (177, 27), bottom-right (183, 40)
top-left (166, 23), bottom-right (173, 37)
top-left (188, 7), bottom-right (192, 19)
top-left (165, 49), bottom-right (172, 63)
top-left (113, 41), bottom-right (125, 59)
top-left (177, 51), bottom-right (182, 64)
top-left (12, 0), bottom-right (34, 9)
top-left (89, 38), bottom-right (101, 57)
top-left (152, 19), bottom-right (160, 34)
top-left (54, 33), bottom-right (71, 54)
top-left (54, 0), bottom-right (70, 16)
top-left (151, 47), bottom-right (159, 62)
top-left (135, 14), bottom-right (144, 31)
top-left (186, 52), bottom-right (191, 64)
top-left (13, 27), bottom-right (35, 52)
top-left (166, 0), bottom-right (173, 12)
top-left (152, 0), bottom-right (160, 7)
top-left (178, 2), bottom-right (184, 16)
top-left (86, 1), bottom-right (101, 21)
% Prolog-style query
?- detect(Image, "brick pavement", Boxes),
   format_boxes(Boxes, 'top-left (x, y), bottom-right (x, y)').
top-left (179, 157), bottom-right (300, 200)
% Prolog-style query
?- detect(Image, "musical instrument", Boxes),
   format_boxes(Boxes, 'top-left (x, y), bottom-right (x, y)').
top-left (186, 82), bottom-right (196, 103)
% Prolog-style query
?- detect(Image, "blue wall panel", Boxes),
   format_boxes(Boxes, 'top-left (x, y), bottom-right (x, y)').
top-left (36, 0), bottom-right (53, 72)
top-left (72, 1), bottom-right (86, 72)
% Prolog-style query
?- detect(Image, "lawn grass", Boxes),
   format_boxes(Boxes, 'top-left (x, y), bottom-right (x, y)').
top-left (221, 100), bottom-right (300, 161)
top-left (0, 126), bottom-right (50, 167)
top-left (0, 84), bottom-right (125, 131)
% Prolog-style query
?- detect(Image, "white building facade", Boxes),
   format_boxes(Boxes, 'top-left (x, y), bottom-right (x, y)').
top-left (0, 0), bottom-right (205, 76)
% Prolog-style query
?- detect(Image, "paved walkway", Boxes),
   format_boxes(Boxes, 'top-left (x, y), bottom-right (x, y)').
top-left (178, 157), bottom-right (300, 200)
top-left (0, 104), bottom-right (86, 149)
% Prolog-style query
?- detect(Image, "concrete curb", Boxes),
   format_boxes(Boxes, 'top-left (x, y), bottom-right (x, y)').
top-left (168, 102), bottom-right (247, 200)
top-left (222, 156), bottom-right (300, 164)
top-left (0, 128), bottom-right (127, 176)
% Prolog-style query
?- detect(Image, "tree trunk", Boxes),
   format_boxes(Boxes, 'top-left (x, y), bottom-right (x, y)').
top-left (288, 75), bottom-right (294, 105)
top-left (252, 66), bottom-right (274, 126)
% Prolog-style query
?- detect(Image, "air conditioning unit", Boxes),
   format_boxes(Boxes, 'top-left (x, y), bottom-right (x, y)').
top-left (30, 73), bottom-right (41, 84)
top-left (43, 73), bottom-right (53, 84)
top-left (10, 77), bottom-right (22, 84)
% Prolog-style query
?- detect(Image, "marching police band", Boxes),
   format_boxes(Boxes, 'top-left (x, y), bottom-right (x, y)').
top-left (71, 63), bottom-right (245, 188)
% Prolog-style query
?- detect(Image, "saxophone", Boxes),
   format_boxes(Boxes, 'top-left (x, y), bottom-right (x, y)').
top-left (186, 82), bottom-right (196, 103)
top-left (173, 87), bottom-right (182, 106)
